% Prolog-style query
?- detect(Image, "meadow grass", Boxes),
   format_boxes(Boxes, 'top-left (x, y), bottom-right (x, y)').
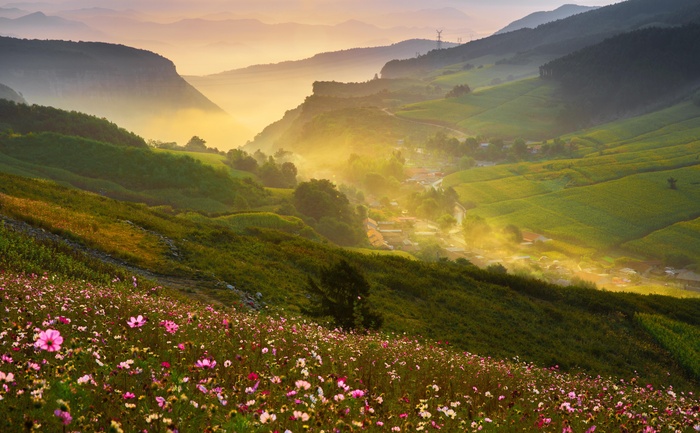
top-left (637, 313), bottom-right (700, 380)
top-left (1, 272), bottom-right (699, 432)
top-left (152, 148), bottom-right (256, 180)
top-left (430, 54), bottom-right (548, 90)
top-left (396, 78), bottom-right (564, 139)
top-left (2, 171), bottom-right (700, 389)
top-left (472, 166), bottom-right (700, 250)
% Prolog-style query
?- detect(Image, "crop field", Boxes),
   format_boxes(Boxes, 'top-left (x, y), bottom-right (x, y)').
top-left (396, 78), bottom-right (564, 139)
top-left (430, 54), bottom-right (549, 90)
top-left (472, 166), bottom-right (700, 250)
top-left (623, 216), bottom-right (700, 261)
top-left (637, 313), bottom-right (700, 380)
top-left (442, 100), bottom-right (700, 260)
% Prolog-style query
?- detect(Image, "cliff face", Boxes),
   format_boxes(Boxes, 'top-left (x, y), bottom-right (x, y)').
top-left (0, 37), bottom-right (223, 121)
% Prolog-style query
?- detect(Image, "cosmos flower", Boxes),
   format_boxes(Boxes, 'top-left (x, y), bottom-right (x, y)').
top-left (34, 329), bottom-right (63, 352)
top-left (127, 315), bottom-right (146, 328)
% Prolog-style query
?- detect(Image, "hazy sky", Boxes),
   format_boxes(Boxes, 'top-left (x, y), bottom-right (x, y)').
top-left (5, 0), bottom-right (620, 28)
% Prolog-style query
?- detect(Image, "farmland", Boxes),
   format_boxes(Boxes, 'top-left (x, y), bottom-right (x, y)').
top-left (443, 100), bottom-right (700, 262)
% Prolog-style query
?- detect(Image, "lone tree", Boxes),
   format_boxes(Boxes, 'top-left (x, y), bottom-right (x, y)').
top-left (303, 259), bottom-right (383, 331)
top-left (668, 177), bottom-right (678, 190)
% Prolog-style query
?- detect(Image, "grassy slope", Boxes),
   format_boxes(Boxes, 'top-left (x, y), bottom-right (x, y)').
top-left (396, 78), bottom-right (565, 140)
top-left (0, 132), bottom-right (267, 213)
top-left (1, 271), bottom-right (698, 432)
top-left (152, 147), bottom-right (257, 180)
top-left (1, 172), bottom-right (700, 388)
top-left (443, 101), bottom-right (700, 259)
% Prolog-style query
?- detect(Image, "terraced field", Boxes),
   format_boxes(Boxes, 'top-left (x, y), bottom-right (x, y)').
top-left (396, 78), bottom-right (565, 139)
top-left (444, 101), bottom-right (700, 261)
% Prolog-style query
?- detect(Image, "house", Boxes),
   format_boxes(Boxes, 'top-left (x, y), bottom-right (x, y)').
top-left (521, 231), bottom-right (550, 244)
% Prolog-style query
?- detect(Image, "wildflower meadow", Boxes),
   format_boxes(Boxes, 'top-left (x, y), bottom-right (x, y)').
top-left (1, 271), bottom-right (699, 432)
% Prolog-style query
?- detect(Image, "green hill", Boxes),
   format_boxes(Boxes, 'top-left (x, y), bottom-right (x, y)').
top-left (443, 100), bottom-right (700, 262)
top-left (0, 130), bottom-right (268, 213)
top-left (541, 24), bottom-right (700, 127)
top-left (1, 170), bottom-right (700, 390)
top-left (1, 270), bottom-right (698, 432)
top-left (0, 99), bottom-right (147, 147)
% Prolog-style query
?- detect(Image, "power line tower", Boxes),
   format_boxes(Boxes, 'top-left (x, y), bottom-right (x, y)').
top-left (436, 29), bottom-right (443, 50)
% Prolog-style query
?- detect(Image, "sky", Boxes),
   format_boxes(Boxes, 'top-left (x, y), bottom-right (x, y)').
top-left (5, 0), bottom-right (620, 28)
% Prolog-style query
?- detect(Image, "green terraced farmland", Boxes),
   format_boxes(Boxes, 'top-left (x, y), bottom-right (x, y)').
top-left (396, 78), bottom-right (564, 139)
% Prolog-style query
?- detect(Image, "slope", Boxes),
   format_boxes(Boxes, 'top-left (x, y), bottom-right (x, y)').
top-left (185, 39), bottom-right (457, 133)
top-left (495, 4), bottom-right (599, 35)
top-left (1, 171), bottom-right (700, 389)
top-left (443, 100), bottom-right (700, 261)
top-left (381, 0), bottom-right (700, 80)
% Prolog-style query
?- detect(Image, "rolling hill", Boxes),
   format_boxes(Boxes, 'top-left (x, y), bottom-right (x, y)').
top-left (0, 103), bottom-right (699, 391)
top-left (442, 99), bottom-right (700, 263)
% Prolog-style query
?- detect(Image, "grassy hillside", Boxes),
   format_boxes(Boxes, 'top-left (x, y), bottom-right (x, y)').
top-left (0, 99), bottom-right (146, 147)
top-left (1, 172), bottom-right (700, 389)
top-left (1, 271), bottom-right (698, 432)
top-left (443, 100), bottom-right (700, 261)
top-left (0, 131), bottom-right (268, 213)
top-left (396, 78), bottom-right (564, 140)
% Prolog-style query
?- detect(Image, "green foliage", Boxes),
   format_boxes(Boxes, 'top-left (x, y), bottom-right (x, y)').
top-left (637, 313), bottom-right (700, 380)
top-left (3, 170), bottom-right (700, 387)
top-left (397, 78), bottom-right (565, 140)
top-left (304, 259), bottom-right (383, 330)
top-left (445, 84), bottom-right (471, 98)
top-left (542, 24), bottom-right (700, 125)
top-left (0, 99), bottom-right (146, 147)
top-left (0, 132), bottom-right (269, 212)
top-left (0, 222), bottom-right (127, 283)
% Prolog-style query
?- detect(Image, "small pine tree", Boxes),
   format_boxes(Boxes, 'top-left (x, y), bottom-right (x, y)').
top-left (303, 259), bottom-right (383, 331)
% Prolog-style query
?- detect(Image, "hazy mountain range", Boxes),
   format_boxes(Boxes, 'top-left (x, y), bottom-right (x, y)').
top-left (185, 39), bottom-right (457, 134)
top-left (495, 4), bottom-right (599, 34)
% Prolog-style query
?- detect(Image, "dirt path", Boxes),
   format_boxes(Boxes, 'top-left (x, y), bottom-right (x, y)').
top-left (1, 215), bottom-right (259, 309)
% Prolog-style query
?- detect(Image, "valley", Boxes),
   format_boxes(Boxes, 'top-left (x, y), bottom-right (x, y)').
top-left (1, 0), bottom-right (700, 431)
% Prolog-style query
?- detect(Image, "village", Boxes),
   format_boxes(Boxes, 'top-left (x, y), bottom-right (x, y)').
top-left (362, 162), bottom-right (700, 296)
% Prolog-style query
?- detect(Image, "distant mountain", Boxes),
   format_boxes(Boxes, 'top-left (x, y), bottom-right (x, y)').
top-left (0, 11), bottom-right (106, 40)
top-left (0, 37), bottom-right (244, 147)
top-left (381, 0), bottom-right (700, 79)
top-left (0, 7), bottom-right (27, 18)
top-left (0, 83), bottom-right (25, 104)
top-left (495, 4), bottom-right (599, 35)
top-left (186, 39), bottom-right (456, 134)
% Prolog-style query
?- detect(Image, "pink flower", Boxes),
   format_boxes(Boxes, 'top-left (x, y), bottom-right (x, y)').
top-left (54, 409), bottom-right (72, 425)
top-left (35, 329), bottom-right (63, 352)
top-left (0, 371), bottom-right (14, 383)
top-left (295, 380), bottom-right (311, 390)
top-left (123, 392), bottom-right (135, 399)
top-left (195, 358), bottom-right (217, 369)
top-left (156, 396), bottom-right (167, 408)
top-left (350, 389), bottom-right (365, 399)
top-left (127, 315), bottom-right (146, 328)
top-left (160, 320), bottom-right (179, 334)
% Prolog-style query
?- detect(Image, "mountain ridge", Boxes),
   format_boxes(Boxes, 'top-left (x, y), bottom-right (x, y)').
top-left (495, 4), bottom-right (600, 35)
